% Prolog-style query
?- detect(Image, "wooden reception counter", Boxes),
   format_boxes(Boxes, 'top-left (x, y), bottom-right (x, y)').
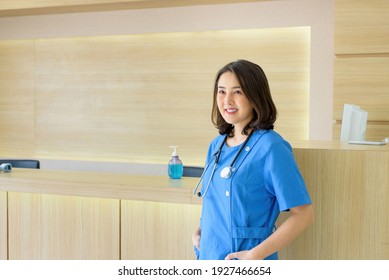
top-left (1, 140), bottom-right (388, 260)
top-left (0, 170), bottom-right (201, 260)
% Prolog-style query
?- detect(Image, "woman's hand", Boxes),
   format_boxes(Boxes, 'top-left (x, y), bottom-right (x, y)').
top-left (192, 227), bottom-right (201, 250)
top-left (225, 250), bottom-right (260, 260)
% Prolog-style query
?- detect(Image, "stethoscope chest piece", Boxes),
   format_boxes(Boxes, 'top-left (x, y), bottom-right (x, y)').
top-left (220, 166), bottom-right (232, 179)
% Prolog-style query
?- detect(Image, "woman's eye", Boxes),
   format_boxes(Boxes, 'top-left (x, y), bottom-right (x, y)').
top-left (234, 90), bottom-right (242, 95)
top-left (218, 90), bottom-right (225, 94)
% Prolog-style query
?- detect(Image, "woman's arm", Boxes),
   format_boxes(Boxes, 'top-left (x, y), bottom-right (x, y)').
top-left (225, 203), bottom-right (314, 260)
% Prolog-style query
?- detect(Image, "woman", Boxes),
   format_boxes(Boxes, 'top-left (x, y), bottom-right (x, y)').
top-left (192, 60), bottom-right (313, 260)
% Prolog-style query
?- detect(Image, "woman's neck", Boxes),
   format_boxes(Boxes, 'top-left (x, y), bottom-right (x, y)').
top-left (227, 128), bottom-right (252, 147)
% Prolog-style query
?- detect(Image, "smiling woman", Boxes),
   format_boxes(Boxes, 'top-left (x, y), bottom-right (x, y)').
top-left (192, 60), bottom-right (313, 260)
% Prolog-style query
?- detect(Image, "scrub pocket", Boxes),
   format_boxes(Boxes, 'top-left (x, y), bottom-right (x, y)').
top-left (232, 226), bottom-right (272, 251)
top-left (231, 226), bottom-right (278, 260)
top-left (193, 246), bottom-right (200, 260)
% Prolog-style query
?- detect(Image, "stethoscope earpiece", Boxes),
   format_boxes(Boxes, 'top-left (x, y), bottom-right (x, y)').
top-left (0, 163), bottom-right (12, 172)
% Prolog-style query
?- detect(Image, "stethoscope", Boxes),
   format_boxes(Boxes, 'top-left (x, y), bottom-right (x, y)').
top-left (193, 130), bottom-right (254, 198)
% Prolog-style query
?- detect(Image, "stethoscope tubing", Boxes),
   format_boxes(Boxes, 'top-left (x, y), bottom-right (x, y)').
top-left (193, 135), bottom-right (227, 197)
top-left (193, 130), bottom-right (254, 198)
top-left (193, 160), bottom-right (217, 198)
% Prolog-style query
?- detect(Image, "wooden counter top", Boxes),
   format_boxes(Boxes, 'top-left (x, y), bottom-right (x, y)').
top-left (0, 168), bottom-right (201, 205)
top-left (290, 139), bottom-right (389, 151)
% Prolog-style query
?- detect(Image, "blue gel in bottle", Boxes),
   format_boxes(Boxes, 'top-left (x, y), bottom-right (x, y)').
top-left (168, 146), bottom-right (183, 179)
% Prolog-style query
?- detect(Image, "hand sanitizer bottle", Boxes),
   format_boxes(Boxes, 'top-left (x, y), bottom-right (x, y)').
top-left (168, 146), bottom-right (183, 179)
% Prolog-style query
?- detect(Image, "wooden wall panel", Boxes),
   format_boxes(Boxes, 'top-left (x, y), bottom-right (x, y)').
top-left (7, 192), bottom-right (120, 259)
top-left (121, 200), bottom-right (201, 260)
top-left (333, 56), bottom-right (389, 141)
top-left (334, 56), bottom-right (389, 121)
top-left (30, 27), bottom-right (309, 165)
top-left (334, 0), bottom-right (389, 141)
top-left (333, 123), bottom-right (389, 142)
top-left (0, 191), bottom-right (6, 260)
top-left (0, 40), bottom-right (35, 158)
top-left (335, 0), bottom-right (389, 54)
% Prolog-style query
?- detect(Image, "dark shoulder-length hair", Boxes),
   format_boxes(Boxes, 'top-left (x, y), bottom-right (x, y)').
top-left (211, 59), bottom-right (278, 136)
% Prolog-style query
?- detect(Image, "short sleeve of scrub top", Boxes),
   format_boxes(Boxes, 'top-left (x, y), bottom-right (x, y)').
top-left (263, 137), bottom-right (312, 211)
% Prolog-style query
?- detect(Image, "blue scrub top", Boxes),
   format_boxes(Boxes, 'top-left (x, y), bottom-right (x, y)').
top-left (197, 130), bottom-right (312, 260)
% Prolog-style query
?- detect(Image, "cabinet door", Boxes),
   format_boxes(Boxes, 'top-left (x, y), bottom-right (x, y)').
top-left (0, 191), bottom-right (6, 260)
top-left (8, 192), bottom-right (120, 260)
top-left (121, 200), bottom-right (201, 260)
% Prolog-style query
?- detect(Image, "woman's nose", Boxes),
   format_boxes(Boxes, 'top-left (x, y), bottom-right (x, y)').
top-left (224, 92), bottom-right (234, 105)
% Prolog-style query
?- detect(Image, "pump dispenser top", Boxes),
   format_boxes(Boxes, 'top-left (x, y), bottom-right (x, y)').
top-left (170, 146), bottom-right (178, 157)
top-left (168, 146), bottom-right (183, 179)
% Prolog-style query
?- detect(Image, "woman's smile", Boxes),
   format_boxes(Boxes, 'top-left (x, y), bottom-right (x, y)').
top-left (225, 108), bottom-right (238, 114)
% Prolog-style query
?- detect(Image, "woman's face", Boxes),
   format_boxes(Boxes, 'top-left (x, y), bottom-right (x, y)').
top-left (216, 71), bottom-right (254, 132)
